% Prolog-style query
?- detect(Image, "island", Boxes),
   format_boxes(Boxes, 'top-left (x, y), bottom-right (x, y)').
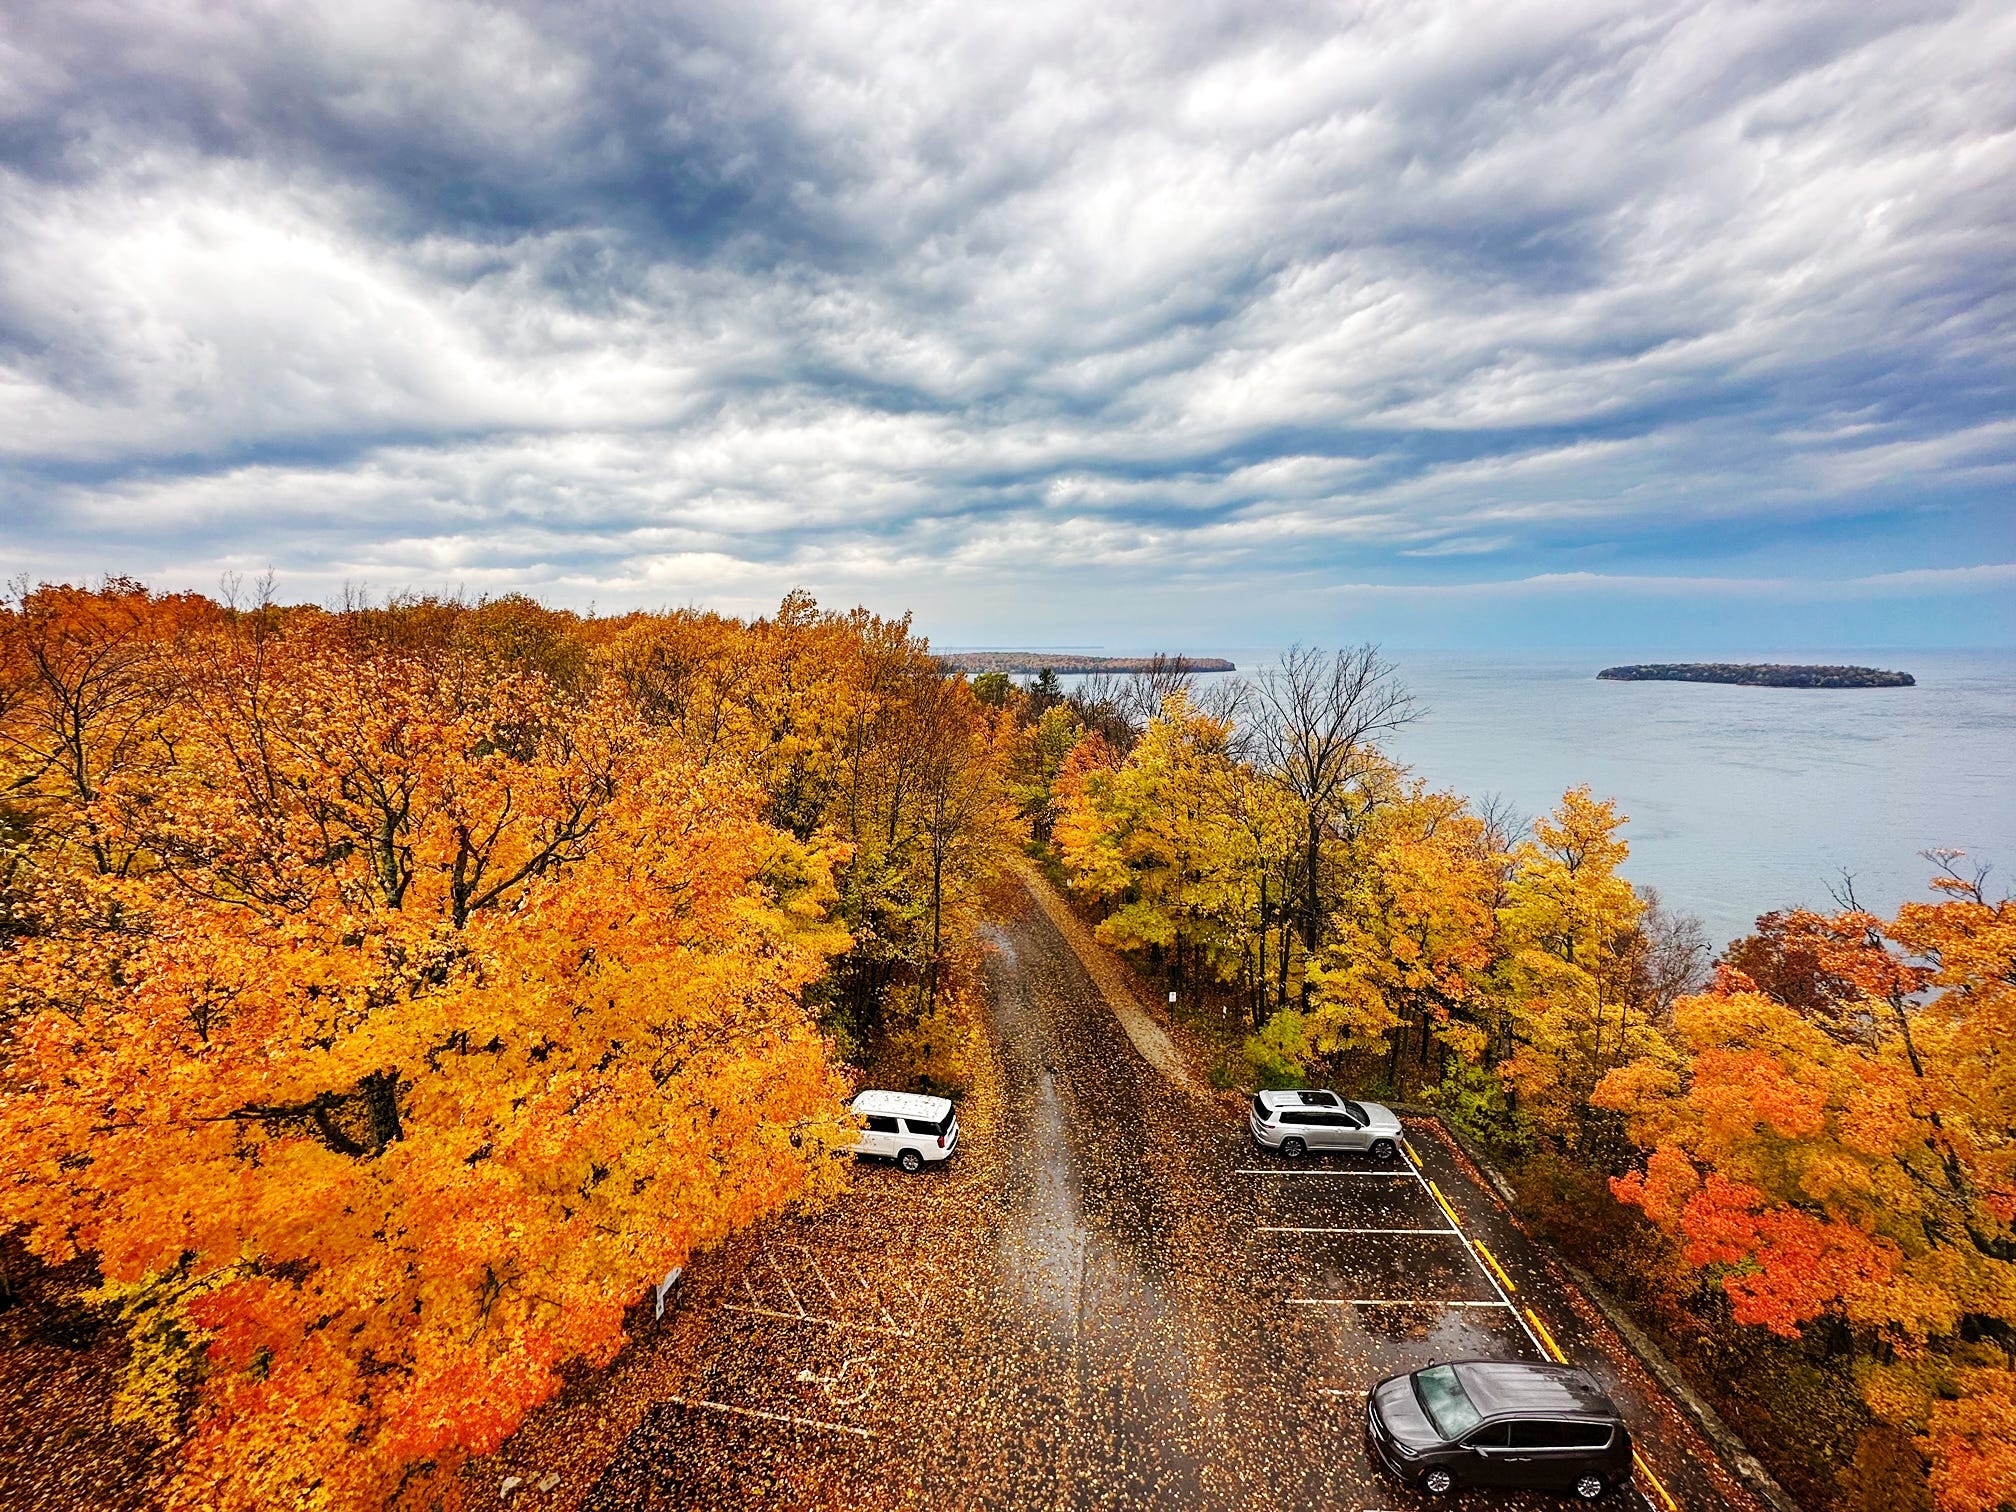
top-left (938, 652), bottom-right (1235, 675)
top-left (1597, 663), bottom-right (1914, 688)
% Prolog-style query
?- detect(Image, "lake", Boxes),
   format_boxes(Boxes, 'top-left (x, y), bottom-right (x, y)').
top-left (1051, 648), bottom-right (2016, 949)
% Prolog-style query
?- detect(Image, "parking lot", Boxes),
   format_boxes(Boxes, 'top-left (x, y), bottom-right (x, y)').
top-left (477, 873), bottom-right (1766, 1511)
top-left (1227, 1131), bottom-right (1677, 1511)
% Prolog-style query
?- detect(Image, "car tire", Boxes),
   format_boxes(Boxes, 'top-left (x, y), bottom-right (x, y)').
top-left (1370, 1138), bottom-right (1397, 1162)
top-left (1280, 1136), bottom-right (1306, 1160)
top-left (898, 1149), bottom-right (924, 1174)
top-left (1422, 1467), bottom-right (1457, 1496)
top-left (1574, 1472), bottom-right (1607, 1500)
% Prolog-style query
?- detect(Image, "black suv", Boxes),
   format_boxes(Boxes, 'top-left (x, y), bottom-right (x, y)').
top-left (1366, 1359), bottom-right (1632, 1500)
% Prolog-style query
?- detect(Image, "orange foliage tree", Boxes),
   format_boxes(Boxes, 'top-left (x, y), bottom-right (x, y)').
top-left (0, 582), bottom-right (1016, 1508)
top-left (1599, 859), bottom-right (2016, 1512)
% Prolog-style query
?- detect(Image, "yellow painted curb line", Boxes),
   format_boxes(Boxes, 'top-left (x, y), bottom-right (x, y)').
top-left (1427, 1179), bottom-right (1463, 1230)
top-left (1524, 1307), bottom-right (1568, 1363)
top-left (1634, 1449), bottom-right (1680, 1511)
top-left (1402, 1138), bottom-right (1422, 1165)
top-left (1474, 1238), bottom-right (1517, 1293)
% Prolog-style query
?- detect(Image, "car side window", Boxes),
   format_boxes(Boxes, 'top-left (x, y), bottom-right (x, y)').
top-left (901, 1117), bottom-right (940, 1136)
top-left (1280, 1111), bottom-right (1312, 1125)
top-left (1312, 1112), bottom-right (1350, 1127)
top-left (1464, 1423), bottom-right (1511, 1448)
top-left (864, 1115), bottom-right (900, 1134)
top-left (1509, 1420), bottom-right (1587, 1449)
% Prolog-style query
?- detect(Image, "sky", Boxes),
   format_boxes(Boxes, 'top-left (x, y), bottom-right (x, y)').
top-left (2, 0), bottom-right (2013, 650)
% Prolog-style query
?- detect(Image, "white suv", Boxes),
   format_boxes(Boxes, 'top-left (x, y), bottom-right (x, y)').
top-left (849, 1090), bottom-right (959, 1173)
top-left (1249, 1089), bottom-right (1403, 1160)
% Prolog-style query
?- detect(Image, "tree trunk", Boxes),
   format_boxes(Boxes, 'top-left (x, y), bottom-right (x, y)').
top-left (1277, 919), bottom-right (1292, 1013)
top-left (928, 839), bottom-right (944, 1011)
top-left (1255, 874), bottom-right (1269, 1027)
top-left (362, 1070), bottom-right (404, 1153)
top-left (1302, 816), bottom-right (1322, 1008)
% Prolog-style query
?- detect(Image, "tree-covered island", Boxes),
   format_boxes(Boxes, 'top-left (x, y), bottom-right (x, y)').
top-left (939, 651), bottom-right (1235, 674)
top-left (1597, 662), bottom-right (1915, 687)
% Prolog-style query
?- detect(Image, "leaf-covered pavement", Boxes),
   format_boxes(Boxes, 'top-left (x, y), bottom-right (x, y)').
top-left (469, 875), bottom-right (1765, 1511)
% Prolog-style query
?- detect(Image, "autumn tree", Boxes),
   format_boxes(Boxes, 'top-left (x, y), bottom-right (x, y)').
top-left (1490, 785), bottom-right (1668, 1155)
top-left (1313, 782), bottom-right (1501, 1080)
top-left (1599, 857), bottom-right (2016, 1512)
top-left (0, 582), bottom-right (1027, 1509)
top-left (1247, 645), bottom-right (1417, 1007)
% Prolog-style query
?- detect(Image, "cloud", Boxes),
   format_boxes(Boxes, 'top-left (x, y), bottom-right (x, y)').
top-left (1, 0), bottom-right (2012, 642)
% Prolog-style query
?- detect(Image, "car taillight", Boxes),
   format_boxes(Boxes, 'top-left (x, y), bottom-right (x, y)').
top-left (937, 1134), bottom-right (946, 1148)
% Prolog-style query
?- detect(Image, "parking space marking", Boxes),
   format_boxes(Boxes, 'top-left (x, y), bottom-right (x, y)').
top-left (661, 1394), bottom-right (877, 1440)
top-left (1634, 1450), bottom-right (1680, 1511)
top-left (794, 1353), bottom-right (878, 1407)
top-left (799, 1245), bottom-right (846, 1307)
top-left (725, 1246), bottom-right (929, 1337)
top-left (1235, 1168), bottom-right (1417, 1177)
top-left (1398, 1145), bottom-right (1547, 1357)
top-left (1525, 1306), bottom-right (1568, 1363)
top-left (1257, 1226), bottom-right (1464, 1235)
top-left (1473, 1238), bottom-right (1518, 1292)
top-left (1288, 1298), bottom-right (1516, 1308)
top-left (726, 1293), bottom-right (911, 1336)
top-left (1522, 1305), bottom-right (1664, 1509)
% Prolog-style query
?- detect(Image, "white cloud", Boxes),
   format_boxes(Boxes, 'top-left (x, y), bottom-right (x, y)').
top-left (0, 0), bottom-right (2010, 640)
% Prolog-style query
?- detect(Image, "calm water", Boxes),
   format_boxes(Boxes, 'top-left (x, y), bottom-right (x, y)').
top-left (1379, 650), bottom-right (2016, 947)
top-left (1060, 648), bottom-right (2016, 949)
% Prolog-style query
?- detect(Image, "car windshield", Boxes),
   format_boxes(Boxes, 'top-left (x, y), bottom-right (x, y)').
top-left (1412, 1365), bottom-right (1484, 1440)
top-left (1344, 1100), bottom-right (1368, 1124)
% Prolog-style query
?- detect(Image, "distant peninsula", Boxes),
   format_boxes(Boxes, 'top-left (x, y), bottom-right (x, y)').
top-left (940, 652), bottom-right (1236, 675)
top-left (1597, 663), bottom-right (1915, 689)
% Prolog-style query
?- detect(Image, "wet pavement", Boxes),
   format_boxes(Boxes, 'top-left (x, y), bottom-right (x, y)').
top-left (479, 873), bottom-right (1762, 1511)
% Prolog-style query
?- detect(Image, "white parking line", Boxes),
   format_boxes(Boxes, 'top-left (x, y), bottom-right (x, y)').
top-left (1397, 1143), bottom-right (1547, 1357)
top-left (1290, 1306), bottom-right (1516, 1314)
top-left (1258, 1226), bottom-right (1466, 1235)
top-left (1235, 1168), bottom-right (1416, 1177)
top-left (727, 1258), bottom-right (915, 1337)
top-left (661, 1394), bottom-right (876, 1440)
top-left (725, 1299), bottom-right (913, 1336)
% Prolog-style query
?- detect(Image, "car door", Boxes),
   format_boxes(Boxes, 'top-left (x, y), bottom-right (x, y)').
top-left (1312, 1111), bottom-right (1355, 1151)
top-left (1334, 1104), bottom-right (1370, 1151)
top-left (1505, 1419), bottom-right (1593, 1489)
top-left (1458, 1422), bottom-right (1514, 1485)
top-left (862, 1113), bottom-right (901, 1158)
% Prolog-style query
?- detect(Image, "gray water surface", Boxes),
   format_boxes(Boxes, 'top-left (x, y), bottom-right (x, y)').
top-left (1067, 648), bottom-right (2016, 949)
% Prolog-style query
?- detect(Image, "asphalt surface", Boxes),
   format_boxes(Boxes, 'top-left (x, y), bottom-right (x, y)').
top-left (478, 873), bottom-right (1763, 1511)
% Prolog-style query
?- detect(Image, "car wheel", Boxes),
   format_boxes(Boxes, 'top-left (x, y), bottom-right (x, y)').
top-left (1370, 1138), bottom-right (1397, 1162)
top-left (1574, 1472), bottom-right (1607, 1500)
top-left (898, 1149), bottom-right (924, 1174)
top-left (1280, 1136), bottom-right (1306, 1160)
top-left (1422, 1466), bottom-right (1457, 1496)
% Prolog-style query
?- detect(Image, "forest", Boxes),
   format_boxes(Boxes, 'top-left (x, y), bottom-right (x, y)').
top-left (1, 586), bottom-right (2009, 1512)
top-left (0, 580), bottom-right (1018, 1509)
top-left (1026, 648), bottom-right (2012, 1512)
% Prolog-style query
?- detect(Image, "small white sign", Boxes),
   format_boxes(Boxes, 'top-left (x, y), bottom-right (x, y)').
top-left (1168, 990), bottom-right (1177, 1003)
top-left (655, 1265), bottom-right (684, 1319)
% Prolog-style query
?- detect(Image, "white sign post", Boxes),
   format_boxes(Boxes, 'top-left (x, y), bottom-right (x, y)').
top-left (654, 1265), bottom-right (684, 1320)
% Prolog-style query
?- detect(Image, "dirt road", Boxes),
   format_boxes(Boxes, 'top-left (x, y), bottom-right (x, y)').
top-left (480, 873), bottom-right (1766, 1511)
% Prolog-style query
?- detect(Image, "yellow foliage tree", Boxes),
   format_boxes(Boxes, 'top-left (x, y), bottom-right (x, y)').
top-left (1, 597), bottom-right (859, 1508)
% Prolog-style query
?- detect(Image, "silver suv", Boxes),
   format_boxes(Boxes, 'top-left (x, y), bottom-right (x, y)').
top-left (1249, 1089), bottom-right (1403, 1160)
